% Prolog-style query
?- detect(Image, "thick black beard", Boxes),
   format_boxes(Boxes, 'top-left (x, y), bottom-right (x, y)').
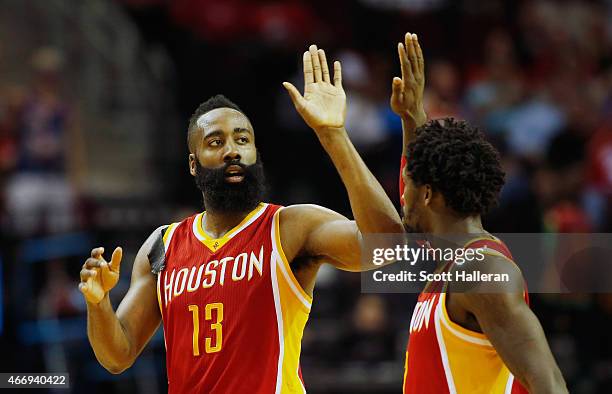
top-left (194, 156), bottom-right (266, 213)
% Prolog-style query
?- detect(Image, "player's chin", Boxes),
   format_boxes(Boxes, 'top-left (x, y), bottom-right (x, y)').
top-left (224, 175), bottom-right (245, 184)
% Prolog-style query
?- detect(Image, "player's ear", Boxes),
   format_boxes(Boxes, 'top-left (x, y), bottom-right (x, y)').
top-left (189, 154), bottom-right (197, 176)
top-left (422, 184), bottom-right (433, 206)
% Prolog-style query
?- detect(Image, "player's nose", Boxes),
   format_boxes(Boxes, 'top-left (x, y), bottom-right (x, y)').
top-left (223, 141), bottom-right (241, 163)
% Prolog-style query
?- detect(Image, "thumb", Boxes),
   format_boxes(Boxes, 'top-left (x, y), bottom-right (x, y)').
top-left (391, 77), bottom-right (403, 99)
top-left (282, 82), bottom-right (305, 110)
top-left (109, 247), bottom-right (123, 273)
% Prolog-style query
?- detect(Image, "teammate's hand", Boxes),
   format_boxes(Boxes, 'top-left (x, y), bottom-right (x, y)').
top-left (79, 246), bottom-right (123, 305)
top-left (391, 33), bottom-right (427, 128)
top-left (283, 44), bottom-right (346, 132)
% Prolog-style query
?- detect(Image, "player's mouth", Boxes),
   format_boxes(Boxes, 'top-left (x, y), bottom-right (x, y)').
top-left (224, 164), bottom-right (245, 183)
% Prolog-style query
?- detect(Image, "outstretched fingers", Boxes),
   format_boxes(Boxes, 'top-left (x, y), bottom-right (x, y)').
top-left (333, 61), bottom-right (342, 88)
top-left (309, 44), bottom-right (322, 82)
top-left (405, 33), bottom-right (419, 77)
top-left (318, 49), bottom-right (331, 83)
top-left (415, 35), bottom-right (424, 77)
top-left (303, 51), bottom-right (314, 88)
top-left (398, 42), bottom-right (413, 84)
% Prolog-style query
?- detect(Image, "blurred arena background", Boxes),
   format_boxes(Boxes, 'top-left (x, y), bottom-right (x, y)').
top-left (0, 0), bottom-right (611, 392)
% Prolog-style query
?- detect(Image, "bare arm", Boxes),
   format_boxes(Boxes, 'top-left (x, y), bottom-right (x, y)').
top-left (318, 128), bottom-right (403, 234)
top-left (79, 228), bottom-right (162, 373)
top-left (453, 258), bottom-right (567, 393)
top-left (280, 205), bottom-right (362, 272)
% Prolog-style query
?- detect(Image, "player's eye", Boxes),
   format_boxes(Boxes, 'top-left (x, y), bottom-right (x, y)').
top-left (236, 136), bottom-right (249, 144)
top-left (208, 139), bottom-right (223, 147)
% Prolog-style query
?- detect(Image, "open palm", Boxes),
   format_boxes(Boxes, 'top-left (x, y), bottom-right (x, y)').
top-left (390, 33), bottom-right (427, 128)
top-left (283, 45), bottom-right (346, 131)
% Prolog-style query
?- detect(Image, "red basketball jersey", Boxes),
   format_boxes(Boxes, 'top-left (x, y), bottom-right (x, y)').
top-left (156, 203), bottom-right (312, 393)
top-left (403, 238), bottom-right (529, 394)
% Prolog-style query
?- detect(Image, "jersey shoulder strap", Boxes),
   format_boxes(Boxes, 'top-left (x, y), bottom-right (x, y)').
top-left (464, 237), bottom-right (514, 261)
top-left (149, 225), bottom-right (167, 275)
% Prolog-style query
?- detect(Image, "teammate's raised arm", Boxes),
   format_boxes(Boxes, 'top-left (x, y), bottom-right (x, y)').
top-left (391, 33), bottom-right (427, 206)
top-left (79, 229), bottom-right (162, 374)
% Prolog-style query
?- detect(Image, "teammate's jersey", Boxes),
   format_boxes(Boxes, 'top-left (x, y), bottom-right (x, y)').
top-left (156, 203), bottom-right (312, 393)
top-left (403, 237), bottom-right (529, 394)
top-left (399, 155), bottom-right (407, 207)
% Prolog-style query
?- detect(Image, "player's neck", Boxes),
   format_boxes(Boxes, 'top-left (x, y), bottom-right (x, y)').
top-left (201, 208), bottom-right (254, 239)
top-left (430, 214), bottom-right (485, 237)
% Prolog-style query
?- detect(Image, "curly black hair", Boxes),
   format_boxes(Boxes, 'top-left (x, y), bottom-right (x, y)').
top-left (406, 118), bottom-right (505, 216)
top-left (187, 94), bottom-right (246, 152)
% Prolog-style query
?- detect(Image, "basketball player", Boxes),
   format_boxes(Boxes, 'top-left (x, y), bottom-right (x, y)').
top-left (392, 33), bottom-right (568, 393)
top-left (78, 44), bottom-right (403, 393)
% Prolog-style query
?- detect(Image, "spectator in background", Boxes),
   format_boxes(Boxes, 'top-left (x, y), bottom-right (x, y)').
top-left (585, 121), bottom-right (612, 231)
top-left (4, 47), bottom-right (84, 237)
top-left (464, 29), bottom-right (524, 134)
top-left (339, 294), bottom-right (395, 365)
top-left (538, 130), bottom-right (592, 232)
top-left (341, 50), bottom-right (389, 152)
top-left (424, 59), bottom-right (461, 119)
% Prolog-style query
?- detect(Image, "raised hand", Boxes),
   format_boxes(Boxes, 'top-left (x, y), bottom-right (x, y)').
top-left (79, 246), bottom-right (123, 304)
top-left (283, 45), bottom-right (346, 132)
top-left (391, 33), bottom-right (427, 128)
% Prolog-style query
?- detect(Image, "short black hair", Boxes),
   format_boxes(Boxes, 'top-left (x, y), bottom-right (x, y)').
top-left (406, 118), bottom-right (505, 216)
top-left (187, 94), bottom-right (244, 152)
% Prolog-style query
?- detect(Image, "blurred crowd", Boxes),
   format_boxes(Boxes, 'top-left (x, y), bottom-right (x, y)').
top-left (1, 0), bottom-right (611, 393)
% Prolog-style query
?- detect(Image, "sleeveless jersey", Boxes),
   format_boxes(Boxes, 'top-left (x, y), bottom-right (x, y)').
top-left (156, 203), bottom-right (313, 393)
top-left (403, 238), bottom-right (530, 394)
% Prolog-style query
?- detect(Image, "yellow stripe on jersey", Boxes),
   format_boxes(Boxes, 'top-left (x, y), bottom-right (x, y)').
top-left (437, 293), bottom-right (514, 393)
top-left (403, 351), bottom-right (409, 394)
top-left (156, 273), bottom-right (163, 314)
top-left (271, 208), bottom-right (312, 393)
top-left (274, 259), bottom-right (310, 393)
top-left (273, 210), bottom-right (313, 309)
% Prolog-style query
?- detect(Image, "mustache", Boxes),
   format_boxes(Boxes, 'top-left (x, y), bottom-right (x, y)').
top-left (221, 160), bottom-right (247, 171)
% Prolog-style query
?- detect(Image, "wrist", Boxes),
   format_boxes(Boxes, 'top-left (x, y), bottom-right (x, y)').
top-left (87, 292), bottom-right (111, 310)
top-left (313, 126), bottom-right (348, 140)
top-left (400, 112), bottom-right (427, 127)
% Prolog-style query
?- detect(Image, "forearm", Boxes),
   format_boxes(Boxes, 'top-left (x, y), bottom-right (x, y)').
top-left (401, 114), bottom-right (427, 155)
top-left (317, 127), bottom-right (403, 234)
top-left (86, 295), bottom-right (133, 373)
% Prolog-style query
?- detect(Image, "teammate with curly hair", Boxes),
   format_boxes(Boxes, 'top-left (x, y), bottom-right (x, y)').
top-left (392, 33), bottom-right (567, 394)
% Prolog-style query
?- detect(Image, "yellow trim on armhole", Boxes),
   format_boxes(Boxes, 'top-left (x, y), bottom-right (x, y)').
top-left (156, 272), bottom-right (163, 314)
top-left (162, 222), bottom-right (179, 251)
top-left (440, 293), bottom-right (492, 345)
top-left (403, 351), bottom-right (409, 394)
top-left (273, 208), bottom-right (313, 308)
top-left (461, 235), bottom-right (503, 248)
